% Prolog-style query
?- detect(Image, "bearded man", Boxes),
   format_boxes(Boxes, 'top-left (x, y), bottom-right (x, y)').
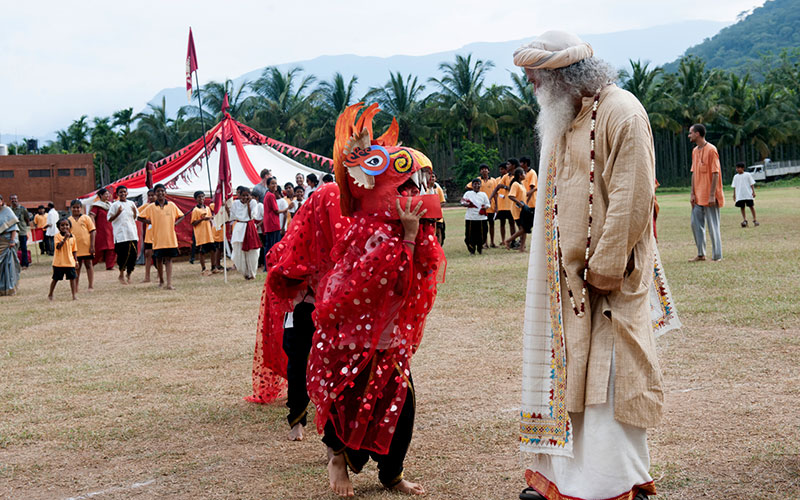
top-left (513, 32), bottom-right (663, 500)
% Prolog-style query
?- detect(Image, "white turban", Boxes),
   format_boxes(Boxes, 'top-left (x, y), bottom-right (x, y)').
top-left (513, 31), bottom-right (593, 70)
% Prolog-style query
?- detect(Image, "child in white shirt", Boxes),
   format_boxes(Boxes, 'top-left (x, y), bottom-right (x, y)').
top-left (731, 162), bottom-right (758, 227)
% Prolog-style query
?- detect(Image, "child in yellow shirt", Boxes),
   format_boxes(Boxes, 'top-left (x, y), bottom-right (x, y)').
top-left (48, 218), bottom-right (78, 301)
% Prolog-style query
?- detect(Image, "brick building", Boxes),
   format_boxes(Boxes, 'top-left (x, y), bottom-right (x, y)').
top-left (0, 154), bottom-right (96, 209)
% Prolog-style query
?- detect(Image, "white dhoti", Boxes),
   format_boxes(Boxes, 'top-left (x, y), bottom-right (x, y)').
top-left (525, 350), bottom-right (655, 499)
top-left (231, 242), bottom-right (259, 279)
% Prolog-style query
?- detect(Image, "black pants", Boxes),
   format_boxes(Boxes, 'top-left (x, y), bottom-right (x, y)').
top-left (18, 235), bottom-right (29, 267)
top-left (44, 235), bottom-right (54, 256)
top-left (322, 371), bottom-right (415, 488)
top-left (282, 301), bottom-right (315, 428)
top-left (464, 219), bottom-right (484, 254)
top-left (115, 241), bottom-right (138, 274)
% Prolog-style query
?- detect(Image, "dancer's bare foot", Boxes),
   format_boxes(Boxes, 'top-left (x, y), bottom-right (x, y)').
top-left (47, 294), bottom-right (53, 301)
top-left (118, 275), bottom-right (127, 285)
top-left (327, 453), bottom-right (354, 497)
top-left (87, 287), bottom-right (94, 292)
top-left (288, 423), bottom-right (304, 441)
top-left (126, 274), bottom-right (132, 284)
top-left (393, 479), bottom-right (425, 495)
top-left (142, 278), bottom-right (151, 283)
top-left (165, 285), bottom-right (175, 290)
top-left (158, 281), bottom-right (164, 288)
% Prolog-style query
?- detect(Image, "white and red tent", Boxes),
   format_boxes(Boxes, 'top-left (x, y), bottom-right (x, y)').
top-left (80, 114), bottom-right (331, 247)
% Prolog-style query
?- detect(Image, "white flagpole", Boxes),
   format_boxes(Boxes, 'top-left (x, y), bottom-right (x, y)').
top-left (222, 218), bottom-right (228, 283)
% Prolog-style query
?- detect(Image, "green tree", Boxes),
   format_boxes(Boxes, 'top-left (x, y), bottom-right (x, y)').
top-left (428, 54), bottom-right (497, 141)
top-left (365, 72), bottom-right (426, 146)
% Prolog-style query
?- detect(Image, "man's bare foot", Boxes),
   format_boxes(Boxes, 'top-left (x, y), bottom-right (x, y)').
top-left (393, 479), bottom-right (425, 495)
top-left (142, 278), bottom-right (151, 283)
top-left (87, 287), bottom-right (94, 292)
top-left (165, 285), bottom-right (175, 290)
top-left (327, 453), bottom-right (354, 497)
top-left (519, 247), bottom-right (527, 253)
top-left (72, 296), bottom-right (77, 301)
top-left (158, 281), bottom-right (164, 288)
top-left (118, 275), bottom-right (127, 285)
top-left (47, 294), bottom-right (53, 301)
top-left (288, 423), bottom-right (304, 441)
top-left (688, 255), bottom-right (706, 262)
top-left (126, 275), bottom-right (132, 284)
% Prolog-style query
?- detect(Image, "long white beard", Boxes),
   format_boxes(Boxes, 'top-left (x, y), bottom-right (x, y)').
top-left (535, 83), bottom-right (577, 165)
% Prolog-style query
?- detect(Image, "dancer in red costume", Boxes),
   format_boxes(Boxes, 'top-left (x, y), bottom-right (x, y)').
top-left (308, 104), bottom-right (446, 496)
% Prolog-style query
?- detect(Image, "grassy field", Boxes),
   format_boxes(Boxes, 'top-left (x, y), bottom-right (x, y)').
top-left (1, 185), bottom-right (798, 499)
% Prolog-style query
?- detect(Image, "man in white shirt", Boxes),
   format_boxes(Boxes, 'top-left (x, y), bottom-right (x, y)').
top-left (45, 202), bottom-right (59, 255)
top-left (108, 185), bottom-right (140, 284)
top-left (731, 162), bottom-right (758, 227)
top-left (461, 178), bottom-right (491, 254)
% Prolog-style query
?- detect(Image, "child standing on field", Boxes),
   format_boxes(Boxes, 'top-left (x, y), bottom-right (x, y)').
top-left (191, 191), bottom-right (216, 276)
top-left (48, 218), bottom-right (78, 301)
top-left (731, 162), bottom-right (758, 227)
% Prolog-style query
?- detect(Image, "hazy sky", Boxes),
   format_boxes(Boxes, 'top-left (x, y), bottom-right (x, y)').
top-left (1, 0), bottom-right (765, 142)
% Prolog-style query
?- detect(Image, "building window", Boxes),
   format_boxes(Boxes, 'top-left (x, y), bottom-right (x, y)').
top-left (0, 170), bottom-right (13, 178)
top-left (28, 169), bottom-right (51, 178)
top-left (58, 168), bottom-right (71, 177)
top-left (74, 168), bottom-right (87, 176)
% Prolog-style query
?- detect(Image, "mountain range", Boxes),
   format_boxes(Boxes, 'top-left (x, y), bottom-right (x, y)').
top-left (145, 20), bottom-right (730, 119)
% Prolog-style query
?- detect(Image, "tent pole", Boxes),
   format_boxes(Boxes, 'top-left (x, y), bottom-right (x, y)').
top-left (222, 218), bottom-right (228, 283)
top-left (193, 72), bottom-right (215, 200)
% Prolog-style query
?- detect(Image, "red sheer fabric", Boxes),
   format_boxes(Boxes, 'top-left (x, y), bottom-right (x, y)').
top-left (242, 220), bottom-right (262, 251)
top-left (308, 217), bottom-right (445, 454)
top-left (247, 183), bottom-right (351, 404)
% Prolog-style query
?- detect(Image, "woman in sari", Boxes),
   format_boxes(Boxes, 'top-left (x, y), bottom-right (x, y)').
top-left (0, 195), bottom-right (21, 296)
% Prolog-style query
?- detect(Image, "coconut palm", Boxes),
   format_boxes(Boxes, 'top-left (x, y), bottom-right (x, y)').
top-left (428, 54), bottom-right (496, 141)
top-left (249, 67), bottom-right (317, 143)
top-left (365, 72), bottom-right (427, 146)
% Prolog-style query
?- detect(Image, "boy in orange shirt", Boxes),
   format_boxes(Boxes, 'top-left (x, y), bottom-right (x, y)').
top-left (190, 191), bottom-right (216, 276)
top-left (48, 218), bottom-right (78, 301)
top-left (138, 189), bottom-right (158, 283)
top-left (68, 199), bottom-right (96, 291)
top-left (138, 184), bottom-right (184, 290)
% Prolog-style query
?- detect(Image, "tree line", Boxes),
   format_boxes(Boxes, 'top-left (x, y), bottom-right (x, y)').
top-left (9, 49), bottom-right (800, 190)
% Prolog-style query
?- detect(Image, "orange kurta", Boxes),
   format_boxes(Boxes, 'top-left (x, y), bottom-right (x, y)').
top-left (691, 143), bottom-right (724, 207)
top-left (509, 182), bottom-right (526, 220)
top-left (140, 201), bottom-right (184, 250)
top-left (525, 169), bottom-right (538, 208)
top-left (53, 233), bottom-right (77, 268)
top-left (496, 174), bottom-right (513, 211)
top-left (67, 215), bottom-right (96, 257)
top-left (191, 206), bottom-right (214, 246)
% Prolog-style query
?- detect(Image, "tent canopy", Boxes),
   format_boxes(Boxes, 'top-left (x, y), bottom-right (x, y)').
top-left (82, 114), bottom-right (331, 201)
top-left (78, 114), bottom-right (332, 248)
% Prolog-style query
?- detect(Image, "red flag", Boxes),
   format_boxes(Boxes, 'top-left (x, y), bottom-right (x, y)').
top-left (213, 123), bottom-right (232, 214)
top-left (145, 161), bottom-right (155, 189)
top-left (186, 28), bottom-right (199, 101)
top-left (221, 93), bottom-right (230, 114)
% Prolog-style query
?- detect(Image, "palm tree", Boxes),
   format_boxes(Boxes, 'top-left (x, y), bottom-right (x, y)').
top-left (184, 79), bottom-right (255, 122)
top-left (317, 72), bottom-right (358, 116)
top-left (249, 67), bottom-right (317, 143)
top-left (428, 54), bottom-right (496, 141)
top-left (620, 60), bottom-right (679, 133)
top-left (67, 115), bottom-right (91, 153)
top-left (365, 72), bottom-right (426, 145)
top-left (135, 96), bottom-right (178, 158)
top-left (305, 73), bottom-right (358, 153)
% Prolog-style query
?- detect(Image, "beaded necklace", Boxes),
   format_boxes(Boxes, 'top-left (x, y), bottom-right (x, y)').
top-left (554, 92), bottom-right (600, 318)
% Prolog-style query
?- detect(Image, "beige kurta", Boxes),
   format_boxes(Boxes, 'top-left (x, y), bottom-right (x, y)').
top-left (555, 84), bottom-right (663, 429)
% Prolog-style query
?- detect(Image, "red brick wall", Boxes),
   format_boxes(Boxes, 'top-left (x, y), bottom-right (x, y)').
top-left (0, 154), bottom-right (96, 209)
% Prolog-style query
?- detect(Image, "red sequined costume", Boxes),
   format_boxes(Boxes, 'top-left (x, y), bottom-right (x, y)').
top-left (308, 104), bottom-right (446, 457)
top-left (247, 182), bottom-right (350, 403)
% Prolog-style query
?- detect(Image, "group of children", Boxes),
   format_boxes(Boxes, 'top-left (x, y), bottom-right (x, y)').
top-left (48, 183), bottom-right (187, 299)
top-left (460, 156), bottom-right (538, 254)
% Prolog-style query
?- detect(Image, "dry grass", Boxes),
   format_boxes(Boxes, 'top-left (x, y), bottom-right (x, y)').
top-left (1, 185), bottom-right (798, 499)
